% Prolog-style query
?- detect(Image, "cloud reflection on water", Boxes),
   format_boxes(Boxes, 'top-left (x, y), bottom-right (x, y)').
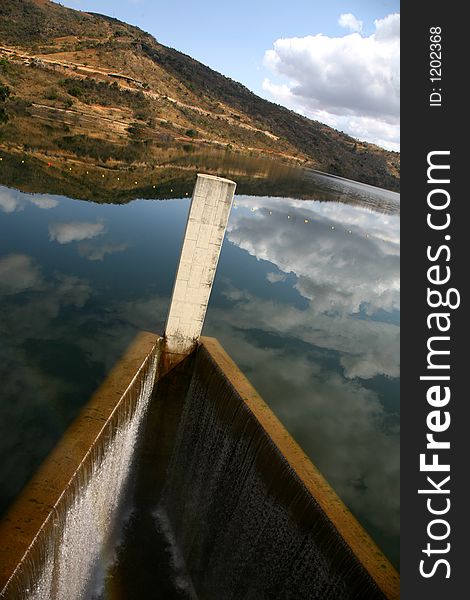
top-left (0, 183), bottom-right (400, 564)
top-left (226, 196), bottom-right (399, 379)
top-left (0, 188), bottom-right (59, 213)
top-left (77, 241), bottom-right (129, 261)
top-left (209, 193), bottom-right (399, 560)
top-left (229, 196), bottom-right (399, 317)
top-left (49, 221), bottom-right (106, 244)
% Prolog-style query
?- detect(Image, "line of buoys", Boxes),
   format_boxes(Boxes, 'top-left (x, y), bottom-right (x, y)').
top-left (1, 158), bottom-right (169, 189)
top-left (0, 158), bottom-right (386, 241)
top-left (235, 209), bottom-right (379, 240)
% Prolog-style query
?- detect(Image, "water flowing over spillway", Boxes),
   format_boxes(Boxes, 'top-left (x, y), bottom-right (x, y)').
top-left (3, 348), bottom-right (158, 600)
top-left (2, 337), bottom-right (398, 599)
top-left (159, 345), bottom-right (387, 600)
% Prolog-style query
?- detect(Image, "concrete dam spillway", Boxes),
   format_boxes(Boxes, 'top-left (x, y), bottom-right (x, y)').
top-left (0, 332), bottom-right (161, 599)
top-left (0, 175), bottom-right (399, 599)
top-left (158, 340), bottom-right (396, 599)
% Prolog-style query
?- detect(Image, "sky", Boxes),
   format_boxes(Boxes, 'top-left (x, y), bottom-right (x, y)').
top-left (60, 1), bottom-right (400, 150)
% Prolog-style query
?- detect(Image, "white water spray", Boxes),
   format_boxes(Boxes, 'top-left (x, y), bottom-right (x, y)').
top-left (4, 349), bottom-right (158, 600)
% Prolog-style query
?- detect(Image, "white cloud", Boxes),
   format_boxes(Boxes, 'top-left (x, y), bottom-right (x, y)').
top-left (343, 115), bottom-right (400, 152)
top-left (225, 196), bottom-right (400, 380)
top-left (77, 241), bottom-right (129, 261)
top-left (339, 13), bottom-right (363, 33)
top-left (0, 189), bottom-right (21, 213)
top-left (52, 273), bottom-right (92, 308)
top-left (263, 13), bottom-right (400, 149)
top-left (29, 196), bottom-right (60, 210)
top-left (229, 196), bottom-right (400, 315)
top-left (266, 271), bottom-right (287, 284)
top-left (0, 187), bottom-right (60, 213)
top-left (374, 13), bottom-right (400, 41)
top-left (0, 254), bottom-right (44, 295)
top-left (49, 221), bottom-right (106, 244)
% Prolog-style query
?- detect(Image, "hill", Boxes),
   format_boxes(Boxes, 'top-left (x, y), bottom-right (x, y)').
top-left (0, 0), bottom-right (399, 191)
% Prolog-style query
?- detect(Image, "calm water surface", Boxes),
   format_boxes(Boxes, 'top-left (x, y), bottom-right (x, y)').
top-left (0, 165), bottom-right (400, 565)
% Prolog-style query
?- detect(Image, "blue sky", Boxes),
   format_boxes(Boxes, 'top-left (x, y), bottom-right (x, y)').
top-left (60, 1), bottom-right (400, 149)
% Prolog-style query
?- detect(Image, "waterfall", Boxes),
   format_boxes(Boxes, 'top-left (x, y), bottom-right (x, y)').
top-left (2, 346), bottom-right (158, 600)
top-left (160, 345), bottom-right (387, 600)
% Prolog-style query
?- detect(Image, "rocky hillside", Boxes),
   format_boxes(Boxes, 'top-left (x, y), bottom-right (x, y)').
top-left (0, 0), bottom-right (399, 191)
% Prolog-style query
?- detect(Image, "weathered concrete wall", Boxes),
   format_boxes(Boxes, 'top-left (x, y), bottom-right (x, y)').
top-left (158, 337), bottom-right (399, 600)
top-left (164, 174), bottom-right (236, 369)
top-left (0, 332), bottom-right (161, 599)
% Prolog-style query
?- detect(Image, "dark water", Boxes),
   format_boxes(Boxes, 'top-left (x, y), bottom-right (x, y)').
top-left (0, 154), bottom-right (399, 566)
top-left (155, 346), bottom-right (390, 599)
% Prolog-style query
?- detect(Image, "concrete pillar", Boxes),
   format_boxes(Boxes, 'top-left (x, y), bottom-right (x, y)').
top-left (164, 174), bottom-right (236, 369)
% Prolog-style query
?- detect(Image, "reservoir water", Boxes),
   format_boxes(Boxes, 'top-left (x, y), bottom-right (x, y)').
top-left (0, 154), bottom-right (400, 567)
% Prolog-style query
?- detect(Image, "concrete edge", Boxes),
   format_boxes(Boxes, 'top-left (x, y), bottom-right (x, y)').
top-left (200, 336), bottom-right (400, 600)
top-left (196, 173), bottom-right (237, 186)
top-left (164, 172), bottom-right (236, 361)
top-left (0, 331), bottom-right (161, 592)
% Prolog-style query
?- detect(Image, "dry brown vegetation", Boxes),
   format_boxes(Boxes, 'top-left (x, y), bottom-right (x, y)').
top-left (0, 0), bottom-right (400, 191)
